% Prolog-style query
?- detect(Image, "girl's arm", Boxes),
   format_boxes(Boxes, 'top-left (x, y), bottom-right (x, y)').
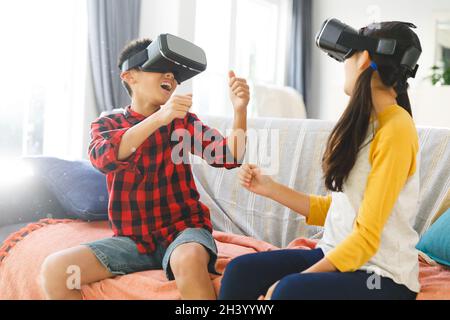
top-left (268, 182), bottom-right (311, 218)
top-left (239, 164), bottom-right (331, 225)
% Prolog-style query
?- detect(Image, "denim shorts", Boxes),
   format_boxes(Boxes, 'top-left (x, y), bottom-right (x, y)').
top-left (83, 228), bottom-right (219, 281)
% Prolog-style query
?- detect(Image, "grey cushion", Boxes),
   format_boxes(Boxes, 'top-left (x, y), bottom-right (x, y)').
top-left (0, 172), bottom-right (67, 228)
top-left (23, 156), bottom-right (109, 221)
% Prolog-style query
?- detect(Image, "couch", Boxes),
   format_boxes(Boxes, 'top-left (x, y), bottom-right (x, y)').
top-left (0, 116), bottom-right (449, 299)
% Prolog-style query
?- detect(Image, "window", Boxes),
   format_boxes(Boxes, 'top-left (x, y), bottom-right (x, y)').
top-left (0, 0), bottom-right (87, 162)
top-left (192, 0), bottom-right (291, 116)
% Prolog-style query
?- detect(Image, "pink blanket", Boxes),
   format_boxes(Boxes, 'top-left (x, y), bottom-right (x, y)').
top-left (0, 219), bottom-right (448, 300)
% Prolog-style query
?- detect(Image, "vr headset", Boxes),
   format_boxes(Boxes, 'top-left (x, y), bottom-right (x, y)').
top-left (315, 18), bottom-right (421, 78)
top-left (121, 33), bottom-right (207, 84)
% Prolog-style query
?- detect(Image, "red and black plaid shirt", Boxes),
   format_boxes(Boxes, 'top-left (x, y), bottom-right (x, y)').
top-left (89, 106), bottom-right (241, 254)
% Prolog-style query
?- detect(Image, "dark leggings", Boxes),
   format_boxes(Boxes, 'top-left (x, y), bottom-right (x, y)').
top-left (218, 248), bottom-right (417, 300)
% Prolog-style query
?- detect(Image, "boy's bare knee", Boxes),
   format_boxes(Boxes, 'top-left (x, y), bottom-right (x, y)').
top-left (170, 243), bottom-right (209, 277)
top-left (40, 254), bottom-right (71, 299)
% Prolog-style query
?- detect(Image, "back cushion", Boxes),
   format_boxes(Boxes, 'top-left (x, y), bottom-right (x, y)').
top-left (0, 171), bottom-right (66, 227)
top-left (23, 156), bottom-right (109, 221)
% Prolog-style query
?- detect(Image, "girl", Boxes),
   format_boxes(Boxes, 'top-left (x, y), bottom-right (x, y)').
top-left (219, 21), bottom-right (422, 300)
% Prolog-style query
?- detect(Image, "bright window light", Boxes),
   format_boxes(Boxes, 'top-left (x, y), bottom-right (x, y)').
top-left (0, 159), bottom-right (34, 188)
top-left (0, 0), bottom-right (87, 160)
top-left (193, 0), bottom-right (291, 116)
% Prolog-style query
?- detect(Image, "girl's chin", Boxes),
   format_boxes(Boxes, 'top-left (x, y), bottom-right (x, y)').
top-left (343, 86), bottom-right (352, 96)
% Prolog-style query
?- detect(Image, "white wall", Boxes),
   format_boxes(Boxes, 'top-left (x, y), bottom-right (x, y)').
top-left (310, 0), bottom-right (450, 127)
top-left (139, 0), bottom-right (197, 94)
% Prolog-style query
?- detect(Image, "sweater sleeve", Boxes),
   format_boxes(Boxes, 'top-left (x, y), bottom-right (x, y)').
top-left (306, 194), bottom-right (332, 227)
top-left (326, 117), bottom-right (418, 272)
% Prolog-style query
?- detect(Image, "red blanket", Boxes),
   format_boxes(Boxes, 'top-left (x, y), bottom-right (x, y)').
top-left (0, 219), bottom-right (448, 300)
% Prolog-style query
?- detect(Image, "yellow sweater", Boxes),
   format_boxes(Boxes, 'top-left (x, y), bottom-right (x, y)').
top-left (307, 104), bottom-right (419, 273)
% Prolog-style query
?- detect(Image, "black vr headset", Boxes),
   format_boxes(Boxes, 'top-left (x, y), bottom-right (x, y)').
top-left (121, 33), bottom-right (207, 84)
top-left (315, 18), bottom-right (422, 78)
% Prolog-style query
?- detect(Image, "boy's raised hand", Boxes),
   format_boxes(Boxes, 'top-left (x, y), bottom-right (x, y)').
top-left (239, 164), bottom-right (275, 197)
top-left (156, 94), bottom-right (192, 126)
top-left (228, 71), bottom-right (250, 113)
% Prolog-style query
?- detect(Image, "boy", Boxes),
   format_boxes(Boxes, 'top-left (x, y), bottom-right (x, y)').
top-left (40, 38), bottom-right (249, 300)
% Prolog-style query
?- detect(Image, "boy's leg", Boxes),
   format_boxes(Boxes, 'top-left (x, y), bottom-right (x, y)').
top-left (40, 236), bottom-right (164, 300)
top-left (164, 228), bottom-right (219, 300)
top-left (40, 245), bottom-right (113, 300)
top-left (170, 242), bottom-right (216, 300)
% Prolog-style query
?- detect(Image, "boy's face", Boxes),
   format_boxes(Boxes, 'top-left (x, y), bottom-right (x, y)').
top-left (122, 70), bottom-right (178, 105)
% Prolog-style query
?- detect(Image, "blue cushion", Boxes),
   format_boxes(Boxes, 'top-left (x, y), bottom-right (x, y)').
top-left (23, 156), bottom-right (109, 221)
top-left (0, 171), bottom-right (67, 227)
top-left (416, 208), bottom-right (450, 267)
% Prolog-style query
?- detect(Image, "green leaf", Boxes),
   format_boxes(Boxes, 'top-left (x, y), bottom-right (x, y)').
top-left (442, 68), bottom-right (450, 85)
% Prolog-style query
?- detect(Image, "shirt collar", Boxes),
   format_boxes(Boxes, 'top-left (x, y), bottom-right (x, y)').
top-left (124, 105), bottom-right (147, 124)
top-left (370, 104), bottom-right (399, 124)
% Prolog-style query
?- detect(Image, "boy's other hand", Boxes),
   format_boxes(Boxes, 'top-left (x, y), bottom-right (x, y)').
top-left (156, 94), bottom-right (192, 126)
top-left (228, 71), bottom-right (250, 113)
top-left (239, 164), bottom-right (274, 197)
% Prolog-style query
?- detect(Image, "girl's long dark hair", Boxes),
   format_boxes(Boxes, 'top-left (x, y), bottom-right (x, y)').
top-left (322, 22), bottom-right (422, 192)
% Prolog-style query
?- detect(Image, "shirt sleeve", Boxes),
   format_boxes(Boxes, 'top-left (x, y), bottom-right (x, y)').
top-left (88, 117), bottom-right (142, 174)
top-left (185, 113), bottom-right (242, 170)
top-left (326, 119), bottom-right (418, 272)
top-left (306, 194), bottom-right (332, 226)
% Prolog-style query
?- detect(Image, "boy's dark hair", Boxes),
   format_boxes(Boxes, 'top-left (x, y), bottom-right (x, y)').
top-left (118, 38), bottom-right (152, 97)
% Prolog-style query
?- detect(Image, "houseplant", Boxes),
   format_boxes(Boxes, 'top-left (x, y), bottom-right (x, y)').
top-left (429, 65), bottom-right (450, 86)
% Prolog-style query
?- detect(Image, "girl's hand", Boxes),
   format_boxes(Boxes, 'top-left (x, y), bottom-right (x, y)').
top-left (228, 71), bottom-right (250, 113)
top-left (238, 164), bottom-right (275, 197)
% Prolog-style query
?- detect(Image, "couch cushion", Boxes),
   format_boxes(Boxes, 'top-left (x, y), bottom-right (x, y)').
top-left (0, 223), bottom-right (29, 246)
top-left (416, 208), bottom-right (450, 267)
top-left (23, 157), bottom-right (109, 221)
